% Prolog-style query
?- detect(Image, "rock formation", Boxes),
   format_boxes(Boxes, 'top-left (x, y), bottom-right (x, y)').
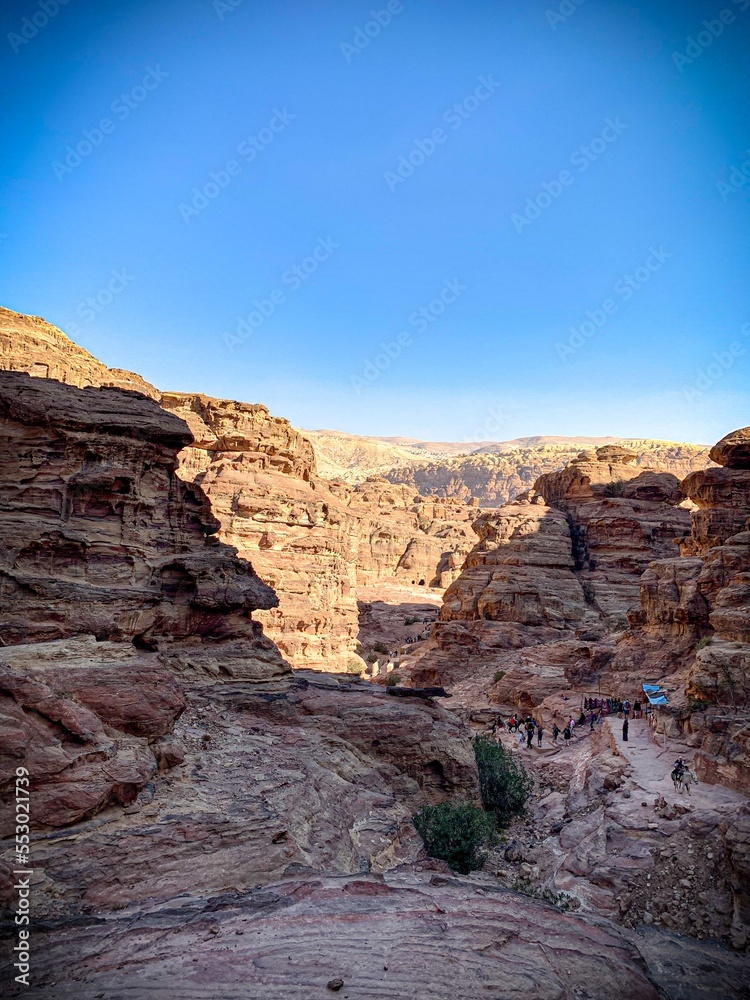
top-left (405, 448), bottom-right (692, 706)
top-left (0, 305), bottom-right (158, 398)
top-left (613, 427), bottom-right (750, 793)
top-left (16, 870), bottom-right (663, 1000)
top-left (0, 368), bottom-right (668, 1000)
top-left (534, 446), bottom-right (692, 625)
top-left (157, 391), bottom-right (362, 671)
top-left (0, 309), bottom-right (482, 672)
top-left (0, 371), bottom-right (288, 830)
top-left (0, 370), bottom-right (478, 896)
top-left (383, 439), bottom-right (712, 506)
top-left (348, 477), bottom-right (478, 589)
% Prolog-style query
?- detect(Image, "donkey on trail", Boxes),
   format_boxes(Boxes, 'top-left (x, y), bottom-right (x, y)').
top-left (671, 765), bottom-right (699, 795)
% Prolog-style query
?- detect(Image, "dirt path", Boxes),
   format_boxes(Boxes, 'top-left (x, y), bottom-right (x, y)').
top-left (604, 716), bottom-right (746, 811)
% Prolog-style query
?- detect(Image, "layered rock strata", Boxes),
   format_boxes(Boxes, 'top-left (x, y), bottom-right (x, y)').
top-left (611, 428), bottom-right (750, 792)
top-left (405, 448), bottom-right (691, 706)
top-left (10, 869), bottom-right (663, 1000)
top-left (383, 439), bottom-right (711, 506)
top-left (157, 396), bottom-right (481, 671)
top-left (0, 371), bottom-right (288, 830)
top-left (0, 305), bottom-right (158, 397)
top-left (158, 391), bottom-right (361, 671)
top-left (0, 309), bottom-right (481, 671)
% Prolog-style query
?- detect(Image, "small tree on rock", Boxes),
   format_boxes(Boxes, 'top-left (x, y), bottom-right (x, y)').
top-left (473, 735), bottom-right (533, 826)
top-left (413, 801), bottom-right (494, 874)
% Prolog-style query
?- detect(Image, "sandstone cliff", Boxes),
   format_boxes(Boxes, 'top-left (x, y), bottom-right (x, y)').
top-left (0, 371), bottom-right (289, 830)
top-left (159, 390), bottom-right (361, 671)
top-left (0, 305), bottom-right (158, 398)
top-left (405, 448), bottom-right (692, 706)
top-left (383, 439), bottom-right (711, 506)
top-left (0, 370), bottom-right (661, 1000)
top-left (0, 309), bottom-right (482, 672)
top-left (613, 427), bottom-right (750, 793)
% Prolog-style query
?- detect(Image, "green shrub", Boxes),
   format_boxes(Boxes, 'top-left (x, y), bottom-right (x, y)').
top-left (601, 480), bottom-right (627, 497)
top-left (413, 801), bottom-right (494, 874)
top-left (347, 660), bottom-right (364, 676)
top-left (493, 670), bottom-right (506, 683)
top-left (373, 641), bottom-right (390, 655)
top-left (696, 636), bottom-right (713, 651)
top-left (404, 616), bottom-right (419, 626)
top-left (384, 672), bottom-right (401, 686)
top-left (473, 735), bottom-right (533, 827)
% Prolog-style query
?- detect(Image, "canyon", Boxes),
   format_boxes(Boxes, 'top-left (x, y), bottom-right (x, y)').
top-left (0, 305), bottom-right (748, 996)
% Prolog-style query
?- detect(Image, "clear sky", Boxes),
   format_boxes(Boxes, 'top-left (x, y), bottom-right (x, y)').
top-left (1, 0), bottom-right (748, 444)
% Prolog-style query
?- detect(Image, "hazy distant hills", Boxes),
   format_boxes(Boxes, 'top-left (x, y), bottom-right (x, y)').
top-left (301, 428), bottom-right (712, 506)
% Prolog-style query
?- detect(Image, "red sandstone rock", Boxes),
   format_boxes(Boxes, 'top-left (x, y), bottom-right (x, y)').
top-left (0, 371), bottom-right (289, 828)
top-left (710, 426), bottom-right (750, 469)
top-left (12, 871), bottom-right (661, 1000)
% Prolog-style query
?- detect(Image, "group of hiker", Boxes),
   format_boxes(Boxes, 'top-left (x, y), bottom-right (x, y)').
top-left (488, 698), bottom-right (641, 750)
top-left (492, 715), bottom-right (545, 748)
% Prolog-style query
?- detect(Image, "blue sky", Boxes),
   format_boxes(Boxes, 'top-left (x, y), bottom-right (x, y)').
top-left (1, 0), bottom-right (748, 444)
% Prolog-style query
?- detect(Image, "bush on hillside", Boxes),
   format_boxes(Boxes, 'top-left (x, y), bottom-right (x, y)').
top-left (473, 735), bottom-right (533, 826)
top-left (413, 801), bottom-right (494, 874)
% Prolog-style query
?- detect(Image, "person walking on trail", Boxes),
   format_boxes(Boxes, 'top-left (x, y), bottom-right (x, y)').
top-left (552, 723), bottom-right (560, 743)
top-left (622, 718), bottom-right (629, 742)
top-left (525, 721), bottom-right (534, 749)
top-left (589, 711), bottom-right (596, 732)
top-left (517, 729), bottom-right (525, 748)
top-left (562, 725), bottom-right (571, 745)
top-left (537, 725), bottom-right (544, 747)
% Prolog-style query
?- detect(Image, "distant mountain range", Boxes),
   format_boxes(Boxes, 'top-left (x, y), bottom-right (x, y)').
top-left (301, 428), bottom-right (712, 506)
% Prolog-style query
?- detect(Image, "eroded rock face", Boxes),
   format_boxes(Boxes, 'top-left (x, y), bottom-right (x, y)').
top-left (613, 428), bottom-right (750, 793)
top-left (384, 440), bottom-right (711, 506)
top-left (404, 451), bottom-right (690, 705)
top-left (534, 449), bottom-right (692, 625)
top-left (0, 371), bottom-right (289, 829)
top-left (348, 477), bottom-right (478, 590)
top-left (158, 395), bottom-right (482, 670)
top-left (0, 305), bottom-right (158, 397)
top-left (0, 310), bottom-right (482, 672)
top-left (159, 391), bottom-right (362, 671)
